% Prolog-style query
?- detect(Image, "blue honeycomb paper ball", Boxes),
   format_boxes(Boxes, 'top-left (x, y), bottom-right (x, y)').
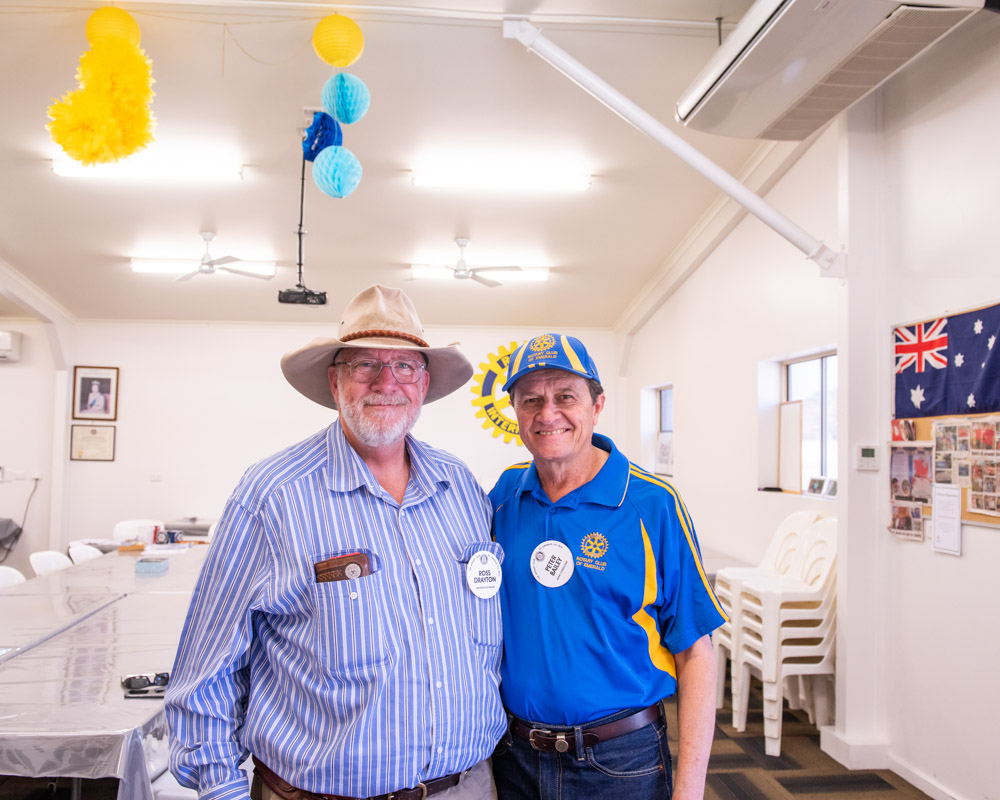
top-left (312, 145), bottom-right (362, 198)
top-left (321, 72), bottom-right (371, 125)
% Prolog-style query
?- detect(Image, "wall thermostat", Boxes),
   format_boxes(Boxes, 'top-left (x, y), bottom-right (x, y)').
top-left (855, 444), bottom-right (879, 471)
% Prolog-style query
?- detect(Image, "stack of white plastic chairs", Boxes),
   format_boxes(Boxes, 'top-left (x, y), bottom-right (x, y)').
top-left (712, 512), bottom-right (837, 756)
top-left (712, 511), bottom-right (817, 712)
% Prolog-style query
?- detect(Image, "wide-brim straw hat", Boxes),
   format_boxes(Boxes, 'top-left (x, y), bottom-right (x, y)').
top-left (280, 284), bottom-right (473, 409)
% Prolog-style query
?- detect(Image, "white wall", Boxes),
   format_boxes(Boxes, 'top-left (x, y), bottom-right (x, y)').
top-left (877, 14), bottom-right (1000, 799)
top-left (621, 124), bottom-right (841, 563)
top-left (0, 319), bottom-right (55, 577)
top-left (0, 317), bottom-right (614, 552)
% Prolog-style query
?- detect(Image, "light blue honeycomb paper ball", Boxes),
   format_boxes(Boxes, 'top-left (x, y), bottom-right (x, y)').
top-left (312, 145), bottom-right (362, 198)
top-left (321, 72), bottom-right (371, 125)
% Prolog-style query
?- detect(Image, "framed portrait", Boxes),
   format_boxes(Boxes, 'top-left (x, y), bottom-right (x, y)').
top-left (72, 366), bottom-right (119, 421)
top-left (70, 425), bottom-right (116, 461)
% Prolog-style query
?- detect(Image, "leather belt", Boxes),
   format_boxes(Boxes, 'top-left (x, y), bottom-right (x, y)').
top-left (510, 702), bottom-right (663, 754)
top-left (252, 757), bottom-right (463, 800)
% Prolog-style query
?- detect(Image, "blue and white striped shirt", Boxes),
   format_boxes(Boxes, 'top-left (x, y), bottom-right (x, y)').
top-left (165, 423), bottom-right (505, 800)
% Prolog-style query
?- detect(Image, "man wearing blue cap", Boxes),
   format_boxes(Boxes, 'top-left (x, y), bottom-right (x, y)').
top-left (489, 333), bottom-right (726, 800)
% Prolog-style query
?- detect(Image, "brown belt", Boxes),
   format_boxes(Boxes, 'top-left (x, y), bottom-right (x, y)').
top-left (510, 702), bottom-right (663, 754)
top-left (252, 757), bottom-right (463, 800)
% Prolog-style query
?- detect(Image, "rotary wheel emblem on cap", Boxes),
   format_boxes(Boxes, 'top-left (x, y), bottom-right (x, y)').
top-left (471, 341), bottom-right (524, 446)
top-left (530, 334), bottom-right (555, 351)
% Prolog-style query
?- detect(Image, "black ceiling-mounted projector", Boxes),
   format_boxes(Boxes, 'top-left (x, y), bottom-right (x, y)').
top-left (278, 286), bottom-right (327, 305)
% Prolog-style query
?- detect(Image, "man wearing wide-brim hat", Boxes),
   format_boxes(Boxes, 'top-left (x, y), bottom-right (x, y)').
top-left (166, 285), bottom-right (505, 800)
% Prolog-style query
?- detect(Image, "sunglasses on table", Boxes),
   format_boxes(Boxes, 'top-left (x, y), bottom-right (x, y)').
top-left (121, 672), bottom-right (170, 697)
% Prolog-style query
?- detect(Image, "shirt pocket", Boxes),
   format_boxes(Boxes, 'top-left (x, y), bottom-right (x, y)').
top-left (458, 541), bottom-right (504, 649)
top-left (311, 548), bottom-right (390, 675)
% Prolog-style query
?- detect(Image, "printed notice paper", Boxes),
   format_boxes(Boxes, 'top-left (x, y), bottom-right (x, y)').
top-left (931, 484), bottom-right (962, 556)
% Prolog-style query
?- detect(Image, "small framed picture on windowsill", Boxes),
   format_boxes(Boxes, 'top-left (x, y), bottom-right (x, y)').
top-left (807, 476), bottom-right (826, 495)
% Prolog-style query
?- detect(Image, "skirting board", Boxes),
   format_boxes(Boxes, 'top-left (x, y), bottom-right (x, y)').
top-left (823, 728), bottom-right (971, 800)
top-left (887, 754), bottom-right (970, 800)
top-left (820, 727), bottom-right (889, 769)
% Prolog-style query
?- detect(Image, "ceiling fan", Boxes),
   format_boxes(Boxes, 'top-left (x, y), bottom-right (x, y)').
top-left (441, 237), bottom-right (522, 288)
top-left (175, 232), bottom-right (275, 282)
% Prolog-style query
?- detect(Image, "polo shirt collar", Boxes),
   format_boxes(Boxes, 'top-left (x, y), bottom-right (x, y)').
top-left (518, 433), bottom-right (629, 509)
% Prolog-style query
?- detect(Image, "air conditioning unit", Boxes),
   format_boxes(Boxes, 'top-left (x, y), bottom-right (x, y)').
top-left (676, 0), bottom-right (996, 140)
top-left (0, 330), bottom-right (22, 363)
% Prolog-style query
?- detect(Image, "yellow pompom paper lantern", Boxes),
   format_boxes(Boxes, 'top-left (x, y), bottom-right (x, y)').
top-left (48, 10), bottom-right (155, 165)
top-left (86, 7), bottom-right (141, 45)
top-left (312, 14), bottom-right (364, 67)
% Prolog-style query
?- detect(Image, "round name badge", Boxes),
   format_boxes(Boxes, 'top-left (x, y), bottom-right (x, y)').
top-left (530, 540), bottom-right (574, 588)
top-left (466, 550), bottom-right (503, 599)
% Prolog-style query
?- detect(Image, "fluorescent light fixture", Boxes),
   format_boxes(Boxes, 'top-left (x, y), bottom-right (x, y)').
top-left (131, 259), bottom-right (276, 277)
top-left (52, 153), bottom-right (244, 182)
top-left (410, 164), bottom-right (590, 193)
top-left (410, 265), bottom-right (549, 282)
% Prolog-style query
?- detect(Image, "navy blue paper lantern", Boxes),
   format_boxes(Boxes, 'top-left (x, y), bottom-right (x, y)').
top-left (302, 112), bottom-right (342, 162)
top-left (312, 145), bottom-right (362, 198)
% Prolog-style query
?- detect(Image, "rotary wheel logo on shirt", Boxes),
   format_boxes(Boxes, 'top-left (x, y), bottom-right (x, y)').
top-left (471, 341), bottom-right (524, 446)
top-left (576, 532), bottom-right (609, 571)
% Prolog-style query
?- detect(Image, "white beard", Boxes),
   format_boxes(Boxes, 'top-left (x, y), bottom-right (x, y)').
top-left (338, 391), bottom-right (421, 448)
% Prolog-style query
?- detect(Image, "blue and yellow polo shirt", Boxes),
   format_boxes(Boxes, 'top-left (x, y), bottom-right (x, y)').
top-left (489, 433), bottom-right (727, 725)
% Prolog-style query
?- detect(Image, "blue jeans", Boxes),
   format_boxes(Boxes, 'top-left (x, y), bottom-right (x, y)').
top-left (492, 707), bottom-right (673, 800)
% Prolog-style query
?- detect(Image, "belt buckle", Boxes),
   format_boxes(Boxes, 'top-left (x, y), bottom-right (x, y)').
top-left (388, 783), bottom-right (427, 800)
top-left (528, 728), bottom-right (570, 753)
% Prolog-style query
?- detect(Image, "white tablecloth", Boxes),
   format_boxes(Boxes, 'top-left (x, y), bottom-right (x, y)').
top-left (0, 546), bottom-right (208, 800)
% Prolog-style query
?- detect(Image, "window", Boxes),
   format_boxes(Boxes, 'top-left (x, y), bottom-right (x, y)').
top-left (786, 353), bottom-right (837, 489)
top-left (655, 386), bottom-right (673, 475)
top-left (660, 387), bottom-right (673, 434)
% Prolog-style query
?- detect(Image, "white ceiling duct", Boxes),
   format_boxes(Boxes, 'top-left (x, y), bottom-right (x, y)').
top-left (676, 0), bottom-right (997, 140)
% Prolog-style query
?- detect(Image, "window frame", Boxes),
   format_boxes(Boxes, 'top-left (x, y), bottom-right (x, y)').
top-left (783, 350), bottom-right (837, 487)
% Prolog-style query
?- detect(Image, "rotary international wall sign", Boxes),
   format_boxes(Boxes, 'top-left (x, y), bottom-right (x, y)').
top-left (471, 341), bottom-right (523, 446)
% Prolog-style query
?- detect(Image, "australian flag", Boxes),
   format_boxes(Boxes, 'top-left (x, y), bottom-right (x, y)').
top-left (894, 302), bottom-right (1000, 418)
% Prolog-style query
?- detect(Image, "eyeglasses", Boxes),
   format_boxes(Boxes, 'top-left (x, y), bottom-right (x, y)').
top-left (333, 358), bottom-right (426, 384)
top-left (121, 672), bottom-right (170, 691)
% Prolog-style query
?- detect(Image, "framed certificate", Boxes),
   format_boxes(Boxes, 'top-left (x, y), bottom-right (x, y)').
top-left (70, 425), bottom-right (116, 461)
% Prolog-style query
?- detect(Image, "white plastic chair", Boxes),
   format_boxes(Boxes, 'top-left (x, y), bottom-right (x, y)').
top-left (29, 550), bottom-right (74, 576)
top-left (730, 517), bottom-right (838, 754)
top-left (0, 565), bottom-right (27, 588)
top-left (712, 510), bottom-right (819, 710)
top-left (112, 518), bottom-right (165, 543)
top-left (737, 609), bottom-right (836, 755)
top-left (69, 543), bottom-right (104, 564)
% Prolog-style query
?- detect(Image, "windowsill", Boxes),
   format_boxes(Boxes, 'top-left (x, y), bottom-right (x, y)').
top-left (757, 488), bottom-right (838, 500)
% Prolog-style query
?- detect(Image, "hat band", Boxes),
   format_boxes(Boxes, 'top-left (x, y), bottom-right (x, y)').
top-left (340, 329), bottom-right (430, 348)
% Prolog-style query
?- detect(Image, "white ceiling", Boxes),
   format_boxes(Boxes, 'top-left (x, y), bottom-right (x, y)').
top-left (0, 0), bottom-right (764, 328)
